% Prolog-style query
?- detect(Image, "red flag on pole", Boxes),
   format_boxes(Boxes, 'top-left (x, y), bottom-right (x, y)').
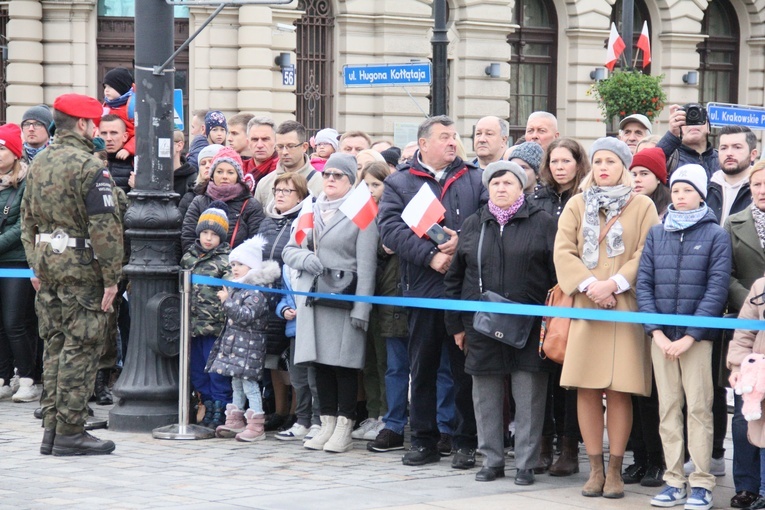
top-left (636, 21), bottom-right (651, 68)
top-left (339, 180), bottom-right (378, 230)
top-left (605, 22), bottom-right (626, 71)
top-left (292, 198), bottom-right (314, 245)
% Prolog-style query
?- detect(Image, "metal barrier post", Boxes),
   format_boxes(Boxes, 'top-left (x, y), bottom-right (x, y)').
top-left (152, 270), bottom-right (215, 440)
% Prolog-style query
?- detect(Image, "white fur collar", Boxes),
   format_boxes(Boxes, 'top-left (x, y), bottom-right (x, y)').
top-left (234, 259), bottom-right (281, 286)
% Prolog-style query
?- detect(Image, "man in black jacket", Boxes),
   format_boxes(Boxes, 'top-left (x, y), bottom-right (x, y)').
top-left (707, 125), bottom-right (758, 226)
top-left (379, 116), bottom-right (487, 467)
top-left (657, 104), bottom-right (719, 179)
top-left (99, 114), bottom-right (134, 194)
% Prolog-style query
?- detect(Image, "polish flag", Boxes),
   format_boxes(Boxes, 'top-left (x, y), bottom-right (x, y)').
top-left (292, 197), bottom-right (314, 245)
top-left (339, 180), bottom-right (378, 230)
top-left (605, 22), bottom-right (626, 71)
top-left (401, 183), bottom-right (446, 238)
top-left (637, 21), bottom-right (651, 68)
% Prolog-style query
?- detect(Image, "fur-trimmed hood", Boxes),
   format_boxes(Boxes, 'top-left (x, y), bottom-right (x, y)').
top-left (234, 259), bottom-right (281, 286)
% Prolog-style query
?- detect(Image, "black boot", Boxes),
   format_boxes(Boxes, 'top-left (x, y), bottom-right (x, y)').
top-left (210, 400), bottom-right (226, 429)
top-left (94, 369), bottom-right (113, 406)
top-left (199, 400), bottom-right (214, 428)
top-left (40, 428), bottom-right (55, 455)
top-left (52, 431), bottom-right (116, 456)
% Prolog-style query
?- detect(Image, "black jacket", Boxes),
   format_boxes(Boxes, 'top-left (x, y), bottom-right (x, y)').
top-left (444, 202), bottom-right (557, 375)
top-left (173, 162), bottom-right (198, 198)
top-left (106, 152), bottom-right (134, 194)
top-left (706, 176), bottom-right (751, 226)
top-left (657, 131), bottom-right (719, 179)
top-left (529, 184), bottom-right (575, 221)
top-left (378, 153), bottom-right (487, 298)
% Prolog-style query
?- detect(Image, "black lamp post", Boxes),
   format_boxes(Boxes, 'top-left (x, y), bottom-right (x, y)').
top-left (622, 0), bottom-right (634, 69)
top-left (430, 0), bottom-right (448, 116)
top-left (109, 0), bottom-right (183, 432)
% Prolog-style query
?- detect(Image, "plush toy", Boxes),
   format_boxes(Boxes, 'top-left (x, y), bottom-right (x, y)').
top-left (735, 353), bottom-right (765, 421)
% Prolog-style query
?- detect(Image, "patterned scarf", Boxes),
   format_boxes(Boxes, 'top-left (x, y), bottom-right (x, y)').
top-left (104, 88), bottom-right (134, 109)
top-left (664, 204), bottom-right (709, 232)
top-left (581, 185), bottom-right (632, 269)
top-left (23, 143), bottom-right (46, 162)
top-left (488, 194), bottom-right (525, 226)
top-left (752, 203), bottom-right (765, 248)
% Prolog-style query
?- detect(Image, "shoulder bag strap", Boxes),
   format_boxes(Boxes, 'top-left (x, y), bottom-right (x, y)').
top-left (598, 194), bottom-right (634, 244)
top-left (477, 222), bottom-right (486, 293)
top-left (229, 199), bottom-right (249, 249)
top-left (0, 187), bottom-right (19, 231)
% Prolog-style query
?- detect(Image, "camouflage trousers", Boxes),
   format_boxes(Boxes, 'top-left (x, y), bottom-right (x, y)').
top-left (37, 283), bottom-right (109, 434)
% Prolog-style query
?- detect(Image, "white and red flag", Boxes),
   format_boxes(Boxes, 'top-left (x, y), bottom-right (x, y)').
top-left (636, 21), bottom-right (651, 68)
top-left (340, 180), bottom-right (378, 230)
top-left (292, 197), bottom-right (314, 245)
top-left (605, 22), bottom-right (626, 71)
top-left (401, 183), bottom-right (446, 238)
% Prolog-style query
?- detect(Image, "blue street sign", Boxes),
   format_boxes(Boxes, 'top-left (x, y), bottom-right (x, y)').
top-left (707, 102), bottom-right (765, 130)
top-left (343, 62), bottom-right (432, 88)
top-left (173, 89), bottom-right (184, 131)
top-left (282, 65), bottom-right (295, 87)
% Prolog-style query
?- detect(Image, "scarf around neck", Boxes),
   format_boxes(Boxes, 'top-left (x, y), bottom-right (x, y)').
top-left (581, 185), bottom-right (632, 269)
top-left (104, 88), bottom-right (134, 109)
top-left (752, 203), bottom-right (765, 248)
top-left (313, 191), bottom-right (349, 235)
top-left (206, 181), bottom-right (247, 203)
top-left (488, 194), bottom-right (525, 226)
top-left (23, 143), bottom-right (46, 162)
top-left (664, 203), bottom-right (709, 232)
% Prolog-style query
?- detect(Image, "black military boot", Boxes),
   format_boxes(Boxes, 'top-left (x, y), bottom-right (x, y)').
top-left (40, 428), bottom-right (55, 455)
top-left (52, 431), bottom-right (116, 456)
top-left (94, 369), bottom-right (113, 405)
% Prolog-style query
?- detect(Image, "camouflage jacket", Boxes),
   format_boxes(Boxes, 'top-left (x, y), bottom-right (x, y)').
top-left (20, 130), bottom-right (124, 287)
top-left (180, 241), bottom-right (231, 338)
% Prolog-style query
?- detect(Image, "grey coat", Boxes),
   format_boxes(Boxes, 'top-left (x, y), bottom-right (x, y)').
top-left (282, 210), bottom-right (379, 369)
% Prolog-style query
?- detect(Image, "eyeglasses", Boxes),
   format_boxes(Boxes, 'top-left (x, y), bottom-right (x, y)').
top-left (272, 188), bottom-right (296, 195)
top-left (275, 143), bottom-right (303, 152)
top-left (22, 121), bottom-right (46, 130)
top-left (322, 171), bottom-right (346, 180)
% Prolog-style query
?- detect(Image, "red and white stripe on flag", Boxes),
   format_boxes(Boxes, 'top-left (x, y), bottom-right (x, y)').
top-left (605, 22), bottom-right (626, 71)
top-left (637, 21), bottom-right (651, 68)
top-left (293, 197), bottom-right (314, 245)
top-left (401, 183), bottom-right (446, 238)
top-left (339, 180), bottom-right (378, 230)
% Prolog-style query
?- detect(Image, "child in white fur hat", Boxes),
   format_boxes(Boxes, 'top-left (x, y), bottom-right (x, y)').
top-left (206, 234), bottom-right (282, 442)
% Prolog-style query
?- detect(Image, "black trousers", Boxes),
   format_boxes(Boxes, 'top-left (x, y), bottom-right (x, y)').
top-left (0, 262), bottom-right (38, 381)
top-left (314, 363), bottom-right (358, 419)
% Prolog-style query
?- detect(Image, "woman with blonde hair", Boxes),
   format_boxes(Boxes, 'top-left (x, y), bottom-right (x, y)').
top-left (554, 137), bottom-right (658, 499)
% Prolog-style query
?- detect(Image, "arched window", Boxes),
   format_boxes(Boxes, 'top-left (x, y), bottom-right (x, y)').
top-left (610, 0), bottom-right (651, 73)
top-left (698, 0), bottom-right (739, 105)
top-left (506, 0), bottom-right (557, 144)
top-left (295, 0), bottom-right (334, 140)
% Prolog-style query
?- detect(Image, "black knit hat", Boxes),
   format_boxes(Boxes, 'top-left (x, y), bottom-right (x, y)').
top-left (103, 68), bottom-right (134, 96)
top-left (380, 147), bottom-right (401, 168)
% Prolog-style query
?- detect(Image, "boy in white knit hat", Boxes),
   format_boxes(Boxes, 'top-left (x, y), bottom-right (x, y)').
top-left (207, 234), bottom-right (282, 442)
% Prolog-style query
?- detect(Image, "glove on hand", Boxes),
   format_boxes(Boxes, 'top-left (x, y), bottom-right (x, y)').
top-left (304, 254), bottom-right (324, 276)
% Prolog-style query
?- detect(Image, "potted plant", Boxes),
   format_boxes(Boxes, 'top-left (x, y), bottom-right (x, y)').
top-left (588, 70), bottom-right (667, 125)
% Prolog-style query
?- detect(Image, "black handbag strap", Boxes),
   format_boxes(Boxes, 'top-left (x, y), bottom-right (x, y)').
top-left (0, 187), bottom-right (19, 231)
top-left (477, 223), bottom-right (486, 294)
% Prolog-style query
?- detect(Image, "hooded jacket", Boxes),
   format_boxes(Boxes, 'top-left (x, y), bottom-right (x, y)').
top-left (706, 170), bottom-right (751, 226)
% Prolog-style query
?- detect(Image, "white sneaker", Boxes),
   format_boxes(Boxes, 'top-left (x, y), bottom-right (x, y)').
top-left (351, 418), bottom-right (383, 440)
top-left (304, 424), bottom-right (321, 441)
top-left (324, 416), bottom-right (355, 453)
top-left (683, 457), bottom-right (725, 477)
top-left (276, 422), bottom-right (309, 441)
top-left (12, 377), bottom-right (41, 403)
top-left (0, 379), bottom-right (12, 400)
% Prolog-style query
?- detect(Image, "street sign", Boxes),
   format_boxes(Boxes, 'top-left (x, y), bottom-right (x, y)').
top-left (173, 89), bottom-right (184, 131)
top-left (707, 102), bottom-right (765, 130)
top-left (282, 64), bottom-right (295, 87)
top-left (343, 63), bottom-right (432, 88)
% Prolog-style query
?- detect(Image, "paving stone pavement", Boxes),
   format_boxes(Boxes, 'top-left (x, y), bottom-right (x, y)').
top-left (0, 400), bottom-right (739, 509)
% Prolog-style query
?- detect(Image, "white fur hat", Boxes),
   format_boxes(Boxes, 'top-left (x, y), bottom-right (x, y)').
top-left (229, 234), bottom-right (267, 271)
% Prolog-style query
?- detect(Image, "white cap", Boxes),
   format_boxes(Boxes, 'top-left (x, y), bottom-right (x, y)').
top-left (619, 114), bottom-right (652, 133)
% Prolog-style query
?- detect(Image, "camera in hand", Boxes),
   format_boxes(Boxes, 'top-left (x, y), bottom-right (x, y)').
top-left (681, 103), bottom-right (707, 126)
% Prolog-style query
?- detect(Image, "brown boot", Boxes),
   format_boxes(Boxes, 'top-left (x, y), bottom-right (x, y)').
top-left (603, 454), bottom-right (625, 499)
top-left (532, 435), bottom-right (554, 474)
top-left (549, 436), bottom-right (579, 476)
top-left (582, 453), bottom-right (605, 497)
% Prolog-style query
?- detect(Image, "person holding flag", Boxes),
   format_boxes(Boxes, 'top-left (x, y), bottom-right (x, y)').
top-left (378, 115), bottom-right (487, 468)
top-left (282, 152), bottom-right (378, 454)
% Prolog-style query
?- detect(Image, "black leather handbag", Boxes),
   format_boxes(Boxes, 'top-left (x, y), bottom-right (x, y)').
top-left (306, 268), bottom-right (357, 310)
top-left (472, 224), bottom-right (536, 349)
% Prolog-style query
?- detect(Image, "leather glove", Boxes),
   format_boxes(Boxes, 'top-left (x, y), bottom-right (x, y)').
top-left (350, 317), bottom-right (368, 332)
top-left (304, 254), bottom-right (324, 275)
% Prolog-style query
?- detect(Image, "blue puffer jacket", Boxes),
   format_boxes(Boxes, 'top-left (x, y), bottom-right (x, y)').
top-left (378, 152), bottom-right (487, 298)
top-left (636, 208), bottom-right (732, 342)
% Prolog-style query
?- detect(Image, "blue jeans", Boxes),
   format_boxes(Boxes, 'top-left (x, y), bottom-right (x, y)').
top-left (733, 393), bottom-right (761, 493)
top-left (382, 336), bottom-right (456, 436)
top-left (190, 335), bottom-right (232, 402)
top-left (232, 376), bottom-right (263, 414)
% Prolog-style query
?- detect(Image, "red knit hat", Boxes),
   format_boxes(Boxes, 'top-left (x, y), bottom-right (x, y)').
top-left (630, 147), bottom-right (667, 185)
top-left (0, 123), bottom-right (23, 159)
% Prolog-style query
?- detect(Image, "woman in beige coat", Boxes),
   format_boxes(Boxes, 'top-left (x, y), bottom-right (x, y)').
top-left (554, 137), bottom-right (658, 499)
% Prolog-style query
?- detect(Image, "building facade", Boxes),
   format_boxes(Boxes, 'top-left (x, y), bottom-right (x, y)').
top-left (2, 0), bottom-right (764, 149)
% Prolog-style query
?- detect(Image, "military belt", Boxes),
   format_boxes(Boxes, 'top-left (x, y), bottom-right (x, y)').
top-left (35, 231), bottom-right (96, 259)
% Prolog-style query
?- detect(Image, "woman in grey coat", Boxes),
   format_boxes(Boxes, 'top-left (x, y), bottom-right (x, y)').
top-left (282, 153), bottom-right (378, 454)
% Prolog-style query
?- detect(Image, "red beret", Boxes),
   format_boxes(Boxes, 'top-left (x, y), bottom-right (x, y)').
top-left (53, 94), bottom-right (104, 127)
top-left (630, 147), bottom-right (668, 185)
top-left (0, 123), bottom-right (22, 159)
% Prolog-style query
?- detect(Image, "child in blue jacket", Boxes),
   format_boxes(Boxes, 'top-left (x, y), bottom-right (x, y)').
top-left (636, 164), bottom-right (732, 510)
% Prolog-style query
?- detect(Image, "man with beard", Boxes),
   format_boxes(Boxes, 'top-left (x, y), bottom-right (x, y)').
top-left (472, 116), bottom-right (508, 170)
top-left (707, 125), bottom-right (758, 225)
top-left (658, 103), bottom-right (720, 179)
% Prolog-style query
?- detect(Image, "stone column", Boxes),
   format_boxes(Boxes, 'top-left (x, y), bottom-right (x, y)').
top-left (6, 0), bottom-right (44, 121)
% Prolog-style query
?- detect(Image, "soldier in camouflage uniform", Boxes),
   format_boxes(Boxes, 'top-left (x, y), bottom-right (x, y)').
top-left (20, 93), bottom-right (124, 456)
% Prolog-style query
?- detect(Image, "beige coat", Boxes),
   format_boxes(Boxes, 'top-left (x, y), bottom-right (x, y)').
top-left (554, 193), bottom-right (658, 396)
top-left (727, 277), bottom-right (765, 374)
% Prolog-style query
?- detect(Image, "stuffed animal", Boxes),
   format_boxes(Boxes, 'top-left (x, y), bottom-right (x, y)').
top-left (735, 353), bottom-right (765, 421)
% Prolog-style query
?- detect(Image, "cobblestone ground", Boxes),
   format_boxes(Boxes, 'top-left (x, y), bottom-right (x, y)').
top-left (0, 400), bottom-right (737, 509)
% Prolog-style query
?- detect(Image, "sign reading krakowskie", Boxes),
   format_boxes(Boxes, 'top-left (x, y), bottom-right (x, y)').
top-left (707, 102), bottom-right (765, 130)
